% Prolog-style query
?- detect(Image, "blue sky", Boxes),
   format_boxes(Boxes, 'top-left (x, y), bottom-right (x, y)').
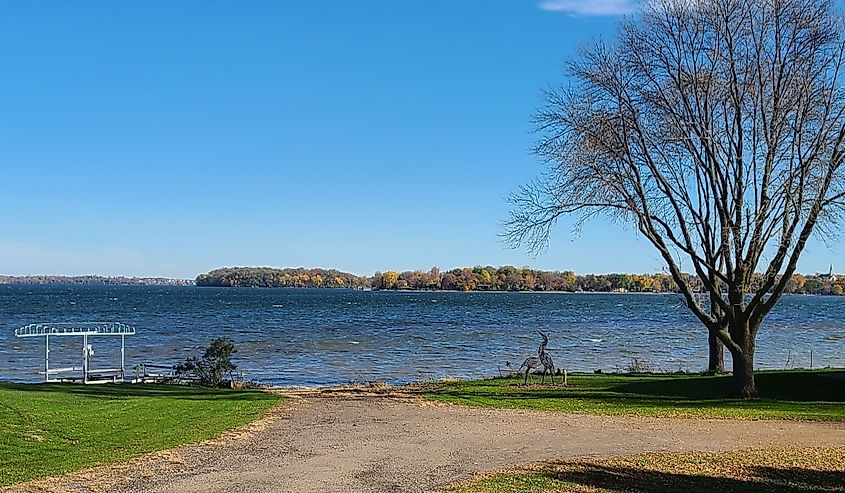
top-left (0, 0), bottom-right (840, 278)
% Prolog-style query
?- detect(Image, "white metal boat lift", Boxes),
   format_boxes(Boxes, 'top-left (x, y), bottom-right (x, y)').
top-left (15, 322), bottom-right (136, 383)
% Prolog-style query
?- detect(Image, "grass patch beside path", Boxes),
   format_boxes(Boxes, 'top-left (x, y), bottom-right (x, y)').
top-left (424, 370), bottom-right (845, 421)
top-left (0, 383), bottom-right (282, 486)
top-left (446, 448), bottom-right (845, 493)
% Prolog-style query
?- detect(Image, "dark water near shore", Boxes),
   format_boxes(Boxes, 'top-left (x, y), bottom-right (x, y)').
top-left (1, 285), bottom-right (843, 386)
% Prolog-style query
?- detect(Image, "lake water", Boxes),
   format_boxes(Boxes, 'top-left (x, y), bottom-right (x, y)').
top-left (0, 285), bottom-right (843, 386)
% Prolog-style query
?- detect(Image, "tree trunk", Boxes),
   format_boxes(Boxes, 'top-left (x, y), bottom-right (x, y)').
top-left (707, 286), bottom-right (725, 374)
top-left (708, 332), bottom-right (724, 373)
top-left (731, 347), bottom-right (757, 399)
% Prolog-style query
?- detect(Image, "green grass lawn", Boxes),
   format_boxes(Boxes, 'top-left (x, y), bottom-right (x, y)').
top-left (0, 383), bottom-right (282, 486)
top-left (447, 448), bottom-right (845, 493)
top-left (424, 370), bottom-right (845, 421)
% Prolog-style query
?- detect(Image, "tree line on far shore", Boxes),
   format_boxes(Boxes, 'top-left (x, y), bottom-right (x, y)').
top-left (0, 275), bottom-right (193, 286)
top-left (196, 266), bottom-right (844, 296)
top-left (370, 267), bottom-right (844, 295)
top-left (195, 267), bottom-right (368, 289)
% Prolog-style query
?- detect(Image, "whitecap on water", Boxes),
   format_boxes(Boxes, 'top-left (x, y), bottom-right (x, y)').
top-left (349, 340), bottom-right (360, 345)
top-left (590, 338), bottom-right (603, 343)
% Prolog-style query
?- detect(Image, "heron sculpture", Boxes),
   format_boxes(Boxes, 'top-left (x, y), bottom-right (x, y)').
top-left (518, 331), bottom-right (557, 385)
top-left (518, 355), bottom-right (541, 385)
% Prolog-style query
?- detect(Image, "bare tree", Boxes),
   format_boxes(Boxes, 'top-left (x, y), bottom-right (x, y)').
top-left (506, 0), bottom-right (845, 398)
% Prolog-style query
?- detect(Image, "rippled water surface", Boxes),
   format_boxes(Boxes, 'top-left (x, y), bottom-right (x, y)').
top-left (1, 286), bottom-right (843, 385)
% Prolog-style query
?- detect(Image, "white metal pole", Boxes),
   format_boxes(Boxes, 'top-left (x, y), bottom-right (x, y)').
top-left (83, 334), bottom-right (88, 384)
top-left (45, 334), bottom-right (49, 383)
top-left (120, 334), bottom-right (125, 381)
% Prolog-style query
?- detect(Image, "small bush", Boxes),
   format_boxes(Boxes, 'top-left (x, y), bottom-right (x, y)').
top-left (175, 338), bottom-right (238, 387)
top-left (626, 358), bottom-right (654, 374)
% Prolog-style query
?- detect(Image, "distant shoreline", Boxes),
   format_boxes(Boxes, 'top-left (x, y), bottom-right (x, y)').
top-left (367, 289), bottom-right (669, 294)
top-left (0, 276), bottom-right (194, 286)
top-left (0, 284), bottom-right (835, 298)
top-left (193, 266), bottom-right (843, 296)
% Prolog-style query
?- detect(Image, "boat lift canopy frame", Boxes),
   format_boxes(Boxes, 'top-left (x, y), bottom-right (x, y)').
top-left (15, 322), bottom-right (136, 383)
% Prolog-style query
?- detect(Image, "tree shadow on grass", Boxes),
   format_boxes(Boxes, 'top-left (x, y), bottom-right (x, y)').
top-left (614, 371), bottom-right (845, 402)
top-left (497, 372), bottom-right (836, 402)
top-left (539, 463), bottom-right (845, 493)
top-left (0, 382), bottom-right (277, 401)
top-left (453, 371), bottom-right (845, 404)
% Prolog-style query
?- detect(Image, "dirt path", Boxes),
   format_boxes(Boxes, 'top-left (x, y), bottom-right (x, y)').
top-left (9, 392), bottom-right (845, 493)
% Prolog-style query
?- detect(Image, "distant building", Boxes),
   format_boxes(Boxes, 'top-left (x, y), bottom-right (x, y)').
top-left (820, 265), bottom-right (837, 284)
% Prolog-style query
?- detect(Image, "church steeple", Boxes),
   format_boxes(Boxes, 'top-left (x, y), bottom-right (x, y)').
top-left (830, 264), bottom-right (834, 276)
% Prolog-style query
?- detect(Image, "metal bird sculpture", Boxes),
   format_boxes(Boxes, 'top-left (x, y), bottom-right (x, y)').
top-left (519, 331), bottom-right (557, 385)
top-left (518, 355), bottom-right (541, 385)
